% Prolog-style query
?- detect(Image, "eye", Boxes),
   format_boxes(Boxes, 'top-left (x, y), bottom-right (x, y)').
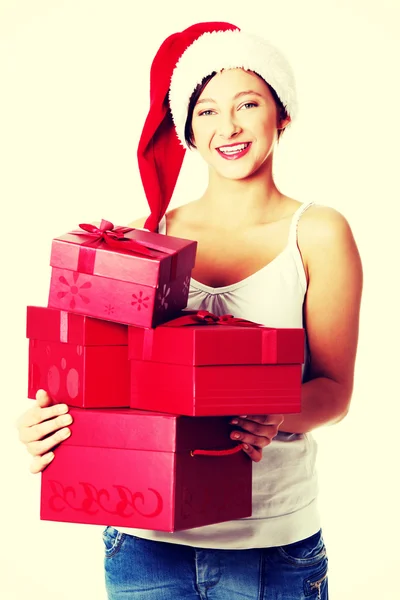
top-left (197, 109), bottom-right (216, 117)
top-left (239, 102), bottom-right (258, 110)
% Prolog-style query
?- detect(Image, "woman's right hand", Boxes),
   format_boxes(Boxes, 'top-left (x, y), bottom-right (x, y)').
top-left (16, 389), bottom-right (73, 474)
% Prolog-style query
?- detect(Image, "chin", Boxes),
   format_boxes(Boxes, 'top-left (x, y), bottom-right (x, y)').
top-left (215, 164), bottom-right (263, 181)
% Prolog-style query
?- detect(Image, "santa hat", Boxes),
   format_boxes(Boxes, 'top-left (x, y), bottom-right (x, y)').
top-left (138, 22), bottom-right (297, 232)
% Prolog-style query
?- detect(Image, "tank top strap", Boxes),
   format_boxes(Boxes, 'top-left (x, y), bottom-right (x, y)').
top-left (288, 201), bottom-right (315, 247)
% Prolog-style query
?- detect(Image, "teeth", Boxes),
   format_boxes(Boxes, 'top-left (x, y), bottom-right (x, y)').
top-left (219, 143), bottom-right (248, 154)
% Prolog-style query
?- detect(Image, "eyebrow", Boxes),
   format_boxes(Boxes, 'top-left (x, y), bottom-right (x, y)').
top-left (196, 90), bottom-right (264, 105)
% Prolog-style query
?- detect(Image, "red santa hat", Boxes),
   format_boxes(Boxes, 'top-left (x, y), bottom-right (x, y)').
top-left (138, 22), bottom-right (297, 232)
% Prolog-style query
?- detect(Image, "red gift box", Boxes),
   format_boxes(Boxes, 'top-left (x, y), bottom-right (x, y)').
top-left (129, 311), bottom-right (305, 416)
top-left (27, 306), bottom-right (130, 408)
top-left (40, 408), bottom-right (252, 531)
top-left (47, 220), bottom-right (197, 327)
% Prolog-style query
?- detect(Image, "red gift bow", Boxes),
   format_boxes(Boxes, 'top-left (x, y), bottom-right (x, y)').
top-left (144, 310), bottom-right (261, 457)
top-left (72, 219), bottom-right (166, 258)
top-left (141, 310), bottom-right (261, 361)
top-left (162, 310), bottom-right (261, 328)
top-left (169, 311), bottom-right (259, 457)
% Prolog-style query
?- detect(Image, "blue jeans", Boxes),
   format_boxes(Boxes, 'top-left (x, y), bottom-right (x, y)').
top-left (103, 528), bottom-right (328, 599)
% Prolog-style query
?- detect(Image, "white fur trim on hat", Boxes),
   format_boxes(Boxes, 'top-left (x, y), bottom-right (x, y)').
top-left (169, 29), bottom-right (297, 147)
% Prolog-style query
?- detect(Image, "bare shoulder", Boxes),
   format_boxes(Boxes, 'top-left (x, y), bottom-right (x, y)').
top-left (127, 216), bottom-right (148, 229)
top-left (297, 203), bottom-right (361, 265)
top-left (126, 204), bottom-right (197, 231)
top-left (298, 203), bottom-right (362, 279)
top-left (299, 204), bottom-right (355, 244)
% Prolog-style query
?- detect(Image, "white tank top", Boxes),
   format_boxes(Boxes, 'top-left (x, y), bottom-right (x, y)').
top-left (116, 200), bottom-right (320, 548)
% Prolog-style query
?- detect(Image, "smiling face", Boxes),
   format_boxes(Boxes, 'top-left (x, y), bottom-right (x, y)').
top-left (190, 69), bottom-right (290, 181)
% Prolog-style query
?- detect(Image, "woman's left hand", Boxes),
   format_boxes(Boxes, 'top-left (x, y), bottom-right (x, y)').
top-left (229, 414), bottom-right (284, 462)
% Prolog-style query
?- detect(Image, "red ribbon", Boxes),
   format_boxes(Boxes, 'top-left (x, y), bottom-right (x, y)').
top-left (162, 310), bottom-right (261, 328)
top-left (69, 219), bottom-right (179, 275)
top-left (141, 311), bottom-right (260, 360)
top-left (59, 311), bottom-right (69, 343)
top-left (72, 220), bottom-right (162, 258)
top-left (190, 445), bottom-right (244, 457)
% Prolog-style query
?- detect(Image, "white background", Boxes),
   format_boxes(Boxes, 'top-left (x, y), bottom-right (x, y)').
top-left (1, 1), bottom-right (399, 598)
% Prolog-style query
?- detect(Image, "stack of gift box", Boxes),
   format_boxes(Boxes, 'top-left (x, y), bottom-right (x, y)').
top-left (26, 219), bottom-right (305, 532)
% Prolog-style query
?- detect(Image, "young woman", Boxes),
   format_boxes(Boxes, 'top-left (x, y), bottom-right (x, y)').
top-left (17, 22), bottom-right (363, 600)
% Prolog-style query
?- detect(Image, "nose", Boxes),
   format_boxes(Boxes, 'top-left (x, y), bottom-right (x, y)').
top-left (217, 112), bottom-right (242, 140)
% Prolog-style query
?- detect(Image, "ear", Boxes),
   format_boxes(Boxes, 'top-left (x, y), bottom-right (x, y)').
top-left (277, 114), bottom-right (291, 131)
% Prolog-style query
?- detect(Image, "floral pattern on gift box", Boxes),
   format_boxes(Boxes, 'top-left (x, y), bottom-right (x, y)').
top-left (104, 304), bottom-right (115, 315)
top-left (56, 272), bottom-right (92, 309)
top-left (182, 276), bottom-right (190, 295)
top-left (47, 480), bottom-right (163, 518)
top-left (157, 284), bottom-right (170, 310)
top-left (131, 291), bottom-right (150, 311)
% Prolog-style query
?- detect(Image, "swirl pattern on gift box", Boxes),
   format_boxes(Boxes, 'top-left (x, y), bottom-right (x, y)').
top-left (47, 480), bottom-right (163, 518)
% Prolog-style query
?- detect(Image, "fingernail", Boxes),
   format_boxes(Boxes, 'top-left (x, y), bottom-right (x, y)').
top-left (56, 404), bottom-right (69, 414)
top-left (243, 444), bottom-right (249, 450)
top-left (61, 428), bottom-right (71, 439)
top-left (45, 452), bottom-right (55, 462)
top-left (239, 415), bottom-right (247, 418)
top-left (232, 433), bottom-right (241, 439)
top-left (230, 419), bottom-right (238, 424)
top-left (60, 415), bottom-right (72, 426)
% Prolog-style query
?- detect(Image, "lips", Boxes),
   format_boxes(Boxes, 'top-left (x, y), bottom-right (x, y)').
top-left (216, 142), bottom-right (251, 160)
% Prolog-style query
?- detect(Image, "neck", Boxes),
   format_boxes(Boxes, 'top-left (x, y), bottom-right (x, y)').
top-left (198, 161), bottom-right (283, 228)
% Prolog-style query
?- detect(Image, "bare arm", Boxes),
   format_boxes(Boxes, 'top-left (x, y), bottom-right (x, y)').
top-left (281, 206), bottom-right (363, 433)
top-left (230, 206), bottom-right (363, 459)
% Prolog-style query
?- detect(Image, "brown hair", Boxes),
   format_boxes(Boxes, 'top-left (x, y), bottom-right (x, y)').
top-left (183, 71), bottom-right (289, 149)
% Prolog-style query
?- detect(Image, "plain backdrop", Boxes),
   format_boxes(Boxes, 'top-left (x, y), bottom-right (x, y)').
top-left (1, 1), bottom-right (399, 599)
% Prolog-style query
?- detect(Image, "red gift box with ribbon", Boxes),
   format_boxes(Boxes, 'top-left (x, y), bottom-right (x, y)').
top-left (47, 220), bottom-right (197, 327)
top-left (40, 407), bottom-right (252, 531)
top-left (27, 306), bottom-right (130, 408)
top-left (129, 311), bottom-right (305, 416)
